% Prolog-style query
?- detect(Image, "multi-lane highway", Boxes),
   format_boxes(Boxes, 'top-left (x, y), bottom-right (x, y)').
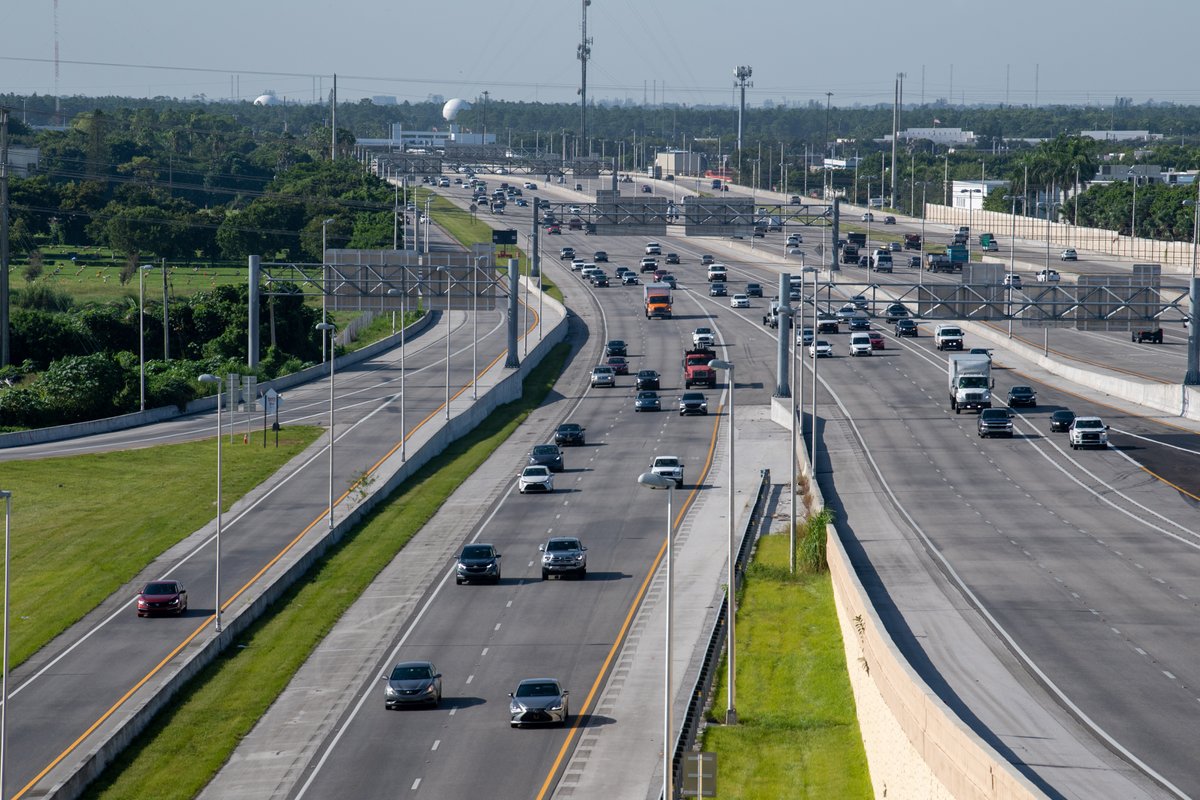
top-left (10, 168), bottom-right (1200, 798)
top-left (0, 296), bottom-right (523, 796)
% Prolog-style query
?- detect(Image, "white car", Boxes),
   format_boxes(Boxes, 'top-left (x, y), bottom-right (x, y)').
top-left (1069, 416), bottom-right (1109, 449)
top-left (571, 258), bottom-right (586, 271)
top-left (518, 466), bottom-right (555, 493)
top-left (848, 332), bottom-right (873, 356)
top-left (730, 294), bottom-right (750, 308)
top-left (809, 340), bottom-right (833, 358)
top-left (569, 205), bottom-right (582, 215)
top-left (1060, 248), bottom-right (1078, 261)
top-left (1036, 269), bottom-right (1061, 283)
top-left (645, 242), bottom-right (662, 255)
top-left (1003, 273), bottom-right (1023, 288)
top-left (692, 327), bottom-right (715, 347)
top-left (590, 366), bottom-right (616, 387)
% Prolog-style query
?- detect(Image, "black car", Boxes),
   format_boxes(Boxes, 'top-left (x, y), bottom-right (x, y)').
top-left (593, 251), bottom-right (608, 262)
top-left (908, 255), bottom-right (921, 268)
top-left (635, 369), bottom-right (661, 390)
top-left (554, 423), bottom-right (587, 446)
top-left (559, 247), bottom-right (575, 260)
top-left (885, 304), bottom-right (910, 323)
top-left (745, 283), bottom-right (764, 298)
top-left (661, 274), bottom-right (677, 289)
top-left (883, 215), bottom-right (896, 225)
top-left (455, 543), bottom-right (502, 585)
top-left (528, 444), bottom-right (565, 472)
top-left (665, 253), bottom-right (680, 265)
top-left (849, 316), bottom-right (871, 331)
top-left (1008, 386), bottom-right (1037, 407)
top-left (709, 283), bottom-right (728, 297)
top-left (894, 319), bottom-right (918, 337)
top-left (1049, 410), bottom-right (1076, 432)
top-left (678, 392), bottom-right (709, 416)
top-left (591, 273), bottom-right (609, 287)
top-left (605, 339), bottom-right (628, 357)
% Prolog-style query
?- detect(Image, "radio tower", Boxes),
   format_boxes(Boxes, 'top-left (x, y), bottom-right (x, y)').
top-left (734, 65), bottom-right (753, 152)
top-left (578, 0), bottom-right (592, 158)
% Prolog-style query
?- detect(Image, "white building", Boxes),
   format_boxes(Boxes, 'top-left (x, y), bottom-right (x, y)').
top-left (1080, 130), bottom-right (1162, 142)
top-left (889, 127), bottom-right (976, 146)
top-left (951, 180), bottom-right (1009, 210)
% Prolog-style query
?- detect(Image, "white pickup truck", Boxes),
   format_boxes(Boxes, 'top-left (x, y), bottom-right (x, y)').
top-left (649, 456), bottom-right (685, 488)
top-left (934, 324), bottom-right (965, 351)
top-left (1069, 417), bottom-right (1109, 449)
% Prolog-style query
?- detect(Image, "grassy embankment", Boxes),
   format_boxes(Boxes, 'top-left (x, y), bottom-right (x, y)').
top-left (0, 427), bottom-right (322, 667)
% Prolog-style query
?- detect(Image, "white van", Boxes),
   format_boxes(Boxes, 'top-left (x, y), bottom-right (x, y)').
top-left (849, 332), bottom-right (873, 356)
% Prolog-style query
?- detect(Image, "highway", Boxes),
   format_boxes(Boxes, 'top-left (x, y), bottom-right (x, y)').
top-left (431, 176), bottom-right (1200, 795)
top-left (287, 226), bottom-right (787, 798)
top-left (1, 289), bottom-right (522, 795)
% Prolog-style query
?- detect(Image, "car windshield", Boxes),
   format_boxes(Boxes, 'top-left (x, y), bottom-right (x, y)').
top-left (1012, 387), bottom-right (1032, 395)
top-left (546, 540), bottom-right (579, 552)
top-left (523, 467), bottom-right (548, 476)
top-left (638, 370), bottom-right (656, 378)
top-left (391, 664), bottom-right (433, 680)
top-left (532, 445), bottom-right (557, 455)
top-left (143, 582), bottom-right (177, 595)
top-left (461, 545), bottom-right (493, 559)
top-left (960, 377), bottom-right (989, 388)
top-left (1076, 419), bottom-right (1102, 429)
top-left (638, 392), bottom-right (657, 399)
top-left (656, 458), bottom-right (679, 467)
top-left (516, 682), bottom-right (561, 698)
top-left (559, 424), bottom-right (581, 433)
top-left (941, 328), bottom-right (963, 336)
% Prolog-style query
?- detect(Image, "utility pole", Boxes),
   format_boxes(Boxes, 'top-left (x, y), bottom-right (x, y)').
top-left (579, 0), bottom-right (592, 157)
top-left (823, 92), bottom-right (833, 158)
top-left (330, 74), bottom-right (338, 160)
top-left (734, 66), bottom-right (753, 152)
top-left (891, 73), bottom-right (904, 209)
top-left (0, 107), bottom-right (9, 368)
top-left (481, 90), bottom-right (489, 138)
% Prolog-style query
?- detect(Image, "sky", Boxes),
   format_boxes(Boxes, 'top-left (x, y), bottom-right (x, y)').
top-left (2, 0), bottom-right (1198, 114)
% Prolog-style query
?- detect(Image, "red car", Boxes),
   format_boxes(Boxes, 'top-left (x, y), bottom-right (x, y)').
top-left (605, 356), bottom-right (630, 375)
top-left (137, 580), bottom-right (188, 617)
top-left (545, 224), bottom-right (561, 235)
top-left (866, 331), bottom-right (885, 350)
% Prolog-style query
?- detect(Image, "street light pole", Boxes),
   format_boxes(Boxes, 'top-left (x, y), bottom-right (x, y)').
top-left (316, 323), bottom-right (336, 530)
top-left (439, 268), bottom-right (451, 420)
top-left (197, 374), bottom-right (224, 633)
top-left (473, 257), bottom-right (487, 400)
top-left (1184, 189), bottom-right (1200, 385)
top-left (139, 264), bottom-right (147, 411)
top-left (637, 471), bottom-right (676, 800)
top-left (708, 358), bottom-right (737, 725)
top-left (1005, 195), bottom-right (1019, 337)
top-left (0, 488), bottom-right (11, 800)
top-left (320, 218), bottom-right (335, 362)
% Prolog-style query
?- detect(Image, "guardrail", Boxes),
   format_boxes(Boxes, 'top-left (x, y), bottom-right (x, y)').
top-left (666, 467), bottom-right (771, 797)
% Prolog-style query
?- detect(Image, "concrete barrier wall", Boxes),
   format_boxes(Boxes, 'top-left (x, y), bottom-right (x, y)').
top-left (0, 312), bottom-right (436, 450)
top-left (923, 204), bottom-right (1192, 270)
top-left (963, 321), bottom-right (1200, 421)
top-left (770, 396), bottom-right (1045, 800)
top-left (44, 286), bottom-right (568, 799)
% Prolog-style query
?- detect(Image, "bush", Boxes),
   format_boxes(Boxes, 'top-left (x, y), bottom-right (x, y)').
top-left (148, 373), bottom-right (197, 411)
top-left (798, 507), bottom-right (833, 573)
top-left (15, 283), bottom-right (74, 312)
top-left (0, 385), bottom-right (50, 428)
top-left (37, 352), bottom-right (131, 422)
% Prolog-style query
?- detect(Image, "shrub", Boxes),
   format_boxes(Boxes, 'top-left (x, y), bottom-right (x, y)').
top-left (798, 507), bottom-right (833, 573)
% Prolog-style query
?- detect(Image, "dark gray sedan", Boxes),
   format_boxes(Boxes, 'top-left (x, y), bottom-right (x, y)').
top-left (635, 369), bottom-right (661, 390)
top-left (528, 444), bottom-right (564, 472)
top-left (509, 678), bottom-right (569, 727)
top-left (382, 661), bottom-right (442, 709)
top-left (635, 391), bottom-right (661, 412)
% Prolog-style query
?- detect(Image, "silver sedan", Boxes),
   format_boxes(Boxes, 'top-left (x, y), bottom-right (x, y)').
top-left (509, 678), bottom-right (569, 727)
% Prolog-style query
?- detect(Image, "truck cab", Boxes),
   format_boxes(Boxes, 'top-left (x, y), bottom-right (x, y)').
top-left (1069, 417), bottom-right (1109, 449)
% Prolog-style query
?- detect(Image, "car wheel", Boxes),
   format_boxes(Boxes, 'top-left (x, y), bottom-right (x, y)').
top-left (542, 569), bottom-right (549, 580)
top-left (493, 573), bottom-right (501, 585)
top-left (456, 577), bottom-right (463, 585)
top-left (577, 569), bottom-right (587, 579)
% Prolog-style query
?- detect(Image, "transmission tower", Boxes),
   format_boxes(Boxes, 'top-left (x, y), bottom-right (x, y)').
top-left (578, 0), bottom-right (592, 158)
top-left (734, 66), bottom-right (753, 152)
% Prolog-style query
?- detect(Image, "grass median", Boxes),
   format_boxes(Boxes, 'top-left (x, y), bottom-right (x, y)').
top-left (82, 341), bottom-right (571, 800)
top-left (0, 427), bottom-right (322, 667)
top-left (702, 532), bottom-right (871, 798)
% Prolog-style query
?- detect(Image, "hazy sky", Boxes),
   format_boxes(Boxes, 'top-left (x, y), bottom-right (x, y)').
top-left (2, 0), bottom-right (1197, 111)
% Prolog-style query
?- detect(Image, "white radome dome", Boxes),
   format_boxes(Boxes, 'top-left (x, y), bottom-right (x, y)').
top-left (254, 93), bottom-right (281, 106)
top-left (442, 98), bottom-right (472, 121)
